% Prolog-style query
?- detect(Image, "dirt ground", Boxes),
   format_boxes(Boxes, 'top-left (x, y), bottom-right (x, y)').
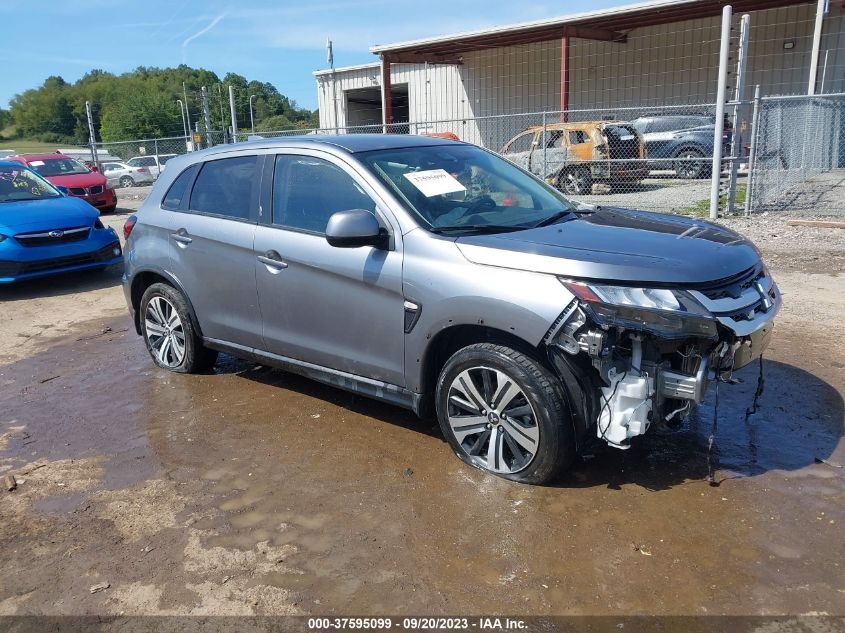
top-left (0, 189), bottom-right (843, 617)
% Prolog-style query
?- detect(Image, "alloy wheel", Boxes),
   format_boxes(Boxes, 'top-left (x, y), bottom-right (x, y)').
top-left (120, 176), bottom-right (134, 188)
top-left (446, 366), bottom-right (539, 474)
top-left (562, 169), bottom-right (589, 195)
top-left (144, 296), bottom-right (186, 368)
top-left (675, 151), bottom-right (704, 179)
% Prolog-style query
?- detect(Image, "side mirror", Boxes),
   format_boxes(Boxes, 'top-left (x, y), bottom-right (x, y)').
top-left (325, 209), bottom-right (387, 249)
top-left (90, 165), bottom-right (99, 172)
top-left (56, 185), bottom-right (69, 195)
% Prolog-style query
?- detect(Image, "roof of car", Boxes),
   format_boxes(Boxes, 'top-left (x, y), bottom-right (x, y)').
top-left (522, 121), bottom-right (632, 132)
top-left (11, 153), bottom-right (73, 161)
top-left (226, 134), bottom-right (463, 154)
top-left (0, 160), bottom-right (30, 169)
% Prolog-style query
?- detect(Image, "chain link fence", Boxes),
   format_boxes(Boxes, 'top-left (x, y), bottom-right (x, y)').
top-left (237, 102), bottom-right (731, 216)
top-left (747, 93), bottom-right (845, 217)
top-left (97, 94), bottom-right (845, 219)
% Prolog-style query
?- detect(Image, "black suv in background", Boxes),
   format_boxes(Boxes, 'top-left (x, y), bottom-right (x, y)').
top-left (631, 114), bottom-right (732, 179)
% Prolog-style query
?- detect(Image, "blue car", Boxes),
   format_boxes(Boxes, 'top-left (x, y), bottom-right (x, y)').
top-left (0, 161), bottom-right (122, 284)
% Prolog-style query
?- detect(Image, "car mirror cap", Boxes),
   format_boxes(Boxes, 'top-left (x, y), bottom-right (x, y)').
top-left (325, 209), bottom-right (386, 249)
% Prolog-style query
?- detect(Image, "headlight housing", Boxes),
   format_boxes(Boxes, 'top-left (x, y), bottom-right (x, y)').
top-left (561, 279), bottom-right (718, 339)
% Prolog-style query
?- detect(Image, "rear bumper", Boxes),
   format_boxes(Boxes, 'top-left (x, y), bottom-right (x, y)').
top-left (591, 161), bottom-right (649, 181)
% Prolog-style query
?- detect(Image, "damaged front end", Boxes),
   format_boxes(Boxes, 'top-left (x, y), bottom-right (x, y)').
top-left (546, 264), bottom-right (780, 449)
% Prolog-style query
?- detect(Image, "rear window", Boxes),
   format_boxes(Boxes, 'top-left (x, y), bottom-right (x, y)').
top-left (189, 156), bottom-right (258, 220)
top-left (162, 164), bottom-right (198, 210)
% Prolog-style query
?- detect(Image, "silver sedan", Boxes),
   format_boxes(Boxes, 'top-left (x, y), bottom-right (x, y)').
top-left (102, 161), bottom-right (154, 188)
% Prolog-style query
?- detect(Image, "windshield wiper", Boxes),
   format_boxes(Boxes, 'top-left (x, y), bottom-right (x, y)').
top-left (430, 224), bottom-right (529, 235)
top-left (532, 209), bottom-right (579, 228)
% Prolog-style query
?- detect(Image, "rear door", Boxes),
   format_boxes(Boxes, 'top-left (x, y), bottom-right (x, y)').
top-left (253, 150), bottom-right (406, 386)
top-left (167, 154), bottom-right (263, 349)
top-left (502, 131), bottom-right (537, 174)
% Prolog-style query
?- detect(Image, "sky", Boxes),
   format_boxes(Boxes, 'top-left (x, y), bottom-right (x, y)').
top-left (1, 0), bottom-right (634, 112)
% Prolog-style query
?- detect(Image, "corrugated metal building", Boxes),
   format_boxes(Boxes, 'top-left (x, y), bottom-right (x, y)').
top-left (314, 0), bottom-right (844, 147)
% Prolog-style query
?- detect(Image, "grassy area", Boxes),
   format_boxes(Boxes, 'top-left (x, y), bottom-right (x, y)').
top-left (677, 183), bottom-right (747, 217)
top-left (0, 138), bottom-right (89, 154)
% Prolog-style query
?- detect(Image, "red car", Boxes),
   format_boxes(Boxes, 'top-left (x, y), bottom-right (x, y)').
top-left (8, 153), bottom-right (117, 212)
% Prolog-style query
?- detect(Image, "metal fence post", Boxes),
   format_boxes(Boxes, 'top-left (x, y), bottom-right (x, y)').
top-left (727, 13), bottom-right (750, 214)
top-left (201, 86), bottom-right (213, 147)
top-left (542, 111), bottom-right (548, 179)
top-left (710, 5), bottom-right (732, 219)
top-left (744, 85), bottom-right (761, 216)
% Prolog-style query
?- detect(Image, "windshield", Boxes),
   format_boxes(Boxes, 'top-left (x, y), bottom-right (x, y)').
top-left (0, 165), bottom-right (61, 202)
top-left (27, 158), bottom-right (90, 177)
top-left (358, 144), bottom-right (575, 233)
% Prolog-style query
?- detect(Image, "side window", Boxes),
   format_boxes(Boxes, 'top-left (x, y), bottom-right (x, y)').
top-left (141, 157), bottom-right (157, 167)
top-left (544, 130), bottom-right (564, 148)
top-left (504, 132), bottom-right (535, 155)
top-left (161, 164), bottom-right (198, 210)
top-left (127, 158), bottom-right (140, 168)
top-left (189, 156), bottom-right (258, 220)
top-left (650, 118), bottom-right (682, 133)
top-left (568, 130), bottom-right (590, 145)
top-left (272, 155), bottom-right (376, 234)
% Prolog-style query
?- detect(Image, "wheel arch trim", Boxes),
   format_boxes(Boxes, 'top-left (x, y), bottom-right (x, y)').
top-left (129, 267), bottom-right (203, 338)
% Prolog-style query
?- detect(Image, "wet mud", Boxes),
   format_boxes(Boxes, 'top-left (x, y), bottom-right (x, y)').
top-left (1, 278), bottom-right (844, 615)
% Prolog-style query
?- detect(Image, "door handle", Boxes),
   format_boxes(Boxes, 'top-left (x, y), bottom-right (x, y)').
top-left (171, 230), bottom-right (192, 245)
top-left (257, 250), bottom-right (288, 270)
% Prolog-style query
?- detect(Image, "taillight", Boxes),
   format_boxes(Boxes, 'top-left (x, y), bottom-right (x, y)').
top-left (124, 215), bottom-right (137, 240)
top-left (137, 168), bottom-right (149, 173)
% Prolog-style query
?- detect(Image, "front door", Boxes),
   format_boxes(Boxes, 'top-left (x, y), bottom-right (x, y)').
top-left (253, 152), bottom-right (406, 386)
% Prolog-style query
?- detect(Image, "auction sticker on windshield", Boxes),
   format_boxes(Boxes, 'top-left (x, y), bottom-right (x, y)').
top-left (404, 169), bottom-right (466, 197)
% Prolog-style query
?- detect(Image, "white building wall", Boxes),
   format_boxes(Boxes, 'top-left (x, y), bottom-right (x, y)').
top-left (316, 3), bottom-right (844, 148)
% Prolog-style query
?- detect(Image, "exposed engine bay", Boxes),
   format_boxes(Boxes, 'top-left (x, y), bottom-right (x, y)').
top-left (546, 264), bottom-right (780, 449)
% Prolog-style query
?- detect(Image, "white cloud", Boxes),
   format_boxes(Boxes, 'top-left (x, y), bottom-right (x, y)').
top-left (181, 12), bottom-right (227, 63)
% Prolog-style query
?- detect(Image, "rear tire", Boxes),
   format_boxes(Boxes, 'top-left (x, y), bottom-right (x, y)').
top-left (140, 282), bottom-right (217, 374)
top-left (119, 176), bottom-right (135, 188)
top-left (435, 343), bottom-right (575, 484)
top-left (673, 148), bottom-right (707, 179)
top-left (558, 167), bottom-right (592, 195)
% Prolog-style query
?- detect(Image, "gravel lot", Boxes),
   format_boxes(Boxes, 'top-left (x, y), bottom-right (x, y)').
top-left (0, 185), bottom-right (843, 617)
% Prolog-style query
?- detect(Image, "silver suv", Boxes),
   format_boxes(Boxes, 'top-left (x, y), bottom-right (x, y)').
top-left (122, 135), bottom-right (779, 484)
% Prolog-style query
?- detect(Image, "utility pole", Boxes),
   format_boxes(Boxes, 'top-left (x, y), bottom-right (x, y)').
top-left (177, 99), bottom-right (189, 139)
top-left (249, 94), bottom-right (257, 134)
top-left (229, 85), bottom-right (238, 143)
top-left (183, 82), bottom-right (192, 148)
top-left (218, 84), bottom-right (226, 132)
top-left (85, 101), bottom-right (99, 169)
top-left (201, 86), bottom-right (213, 146)
top-left (327, 38), bottom-right (339, 130)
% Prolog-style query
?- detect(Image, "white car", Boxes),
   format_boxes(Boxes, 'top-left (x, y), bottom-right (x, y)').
top-left (125, 154), bottom-right (177, 179)
top-left (102, 161), bottom-right (155, 188)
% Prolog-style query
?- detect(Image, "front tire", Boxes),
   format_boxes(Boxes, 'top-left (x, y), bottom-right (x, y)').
top-left (435, 343), bottom-right (574, 484)
top-left (140, 283), bottom-right (217, 373)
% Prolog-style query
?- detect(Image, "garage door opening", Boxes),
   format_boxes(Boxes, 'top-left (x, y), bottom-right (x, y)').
top-left (345, 84), bottom-right (409, 133)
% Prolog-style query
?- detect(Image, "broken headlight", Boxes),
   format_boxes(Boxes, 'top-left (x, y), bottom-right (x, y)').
top-left (561, 280), bottom-right (718, 339)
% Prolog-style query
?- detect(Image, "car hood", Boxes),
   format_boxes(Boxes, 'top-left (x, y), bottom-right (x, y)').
top-left (0, 196), bottom-right (99, 234)
top-left (45, 172), bottom-right (106, 188)
top-left (455, 207), bottom-right (760, 284)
